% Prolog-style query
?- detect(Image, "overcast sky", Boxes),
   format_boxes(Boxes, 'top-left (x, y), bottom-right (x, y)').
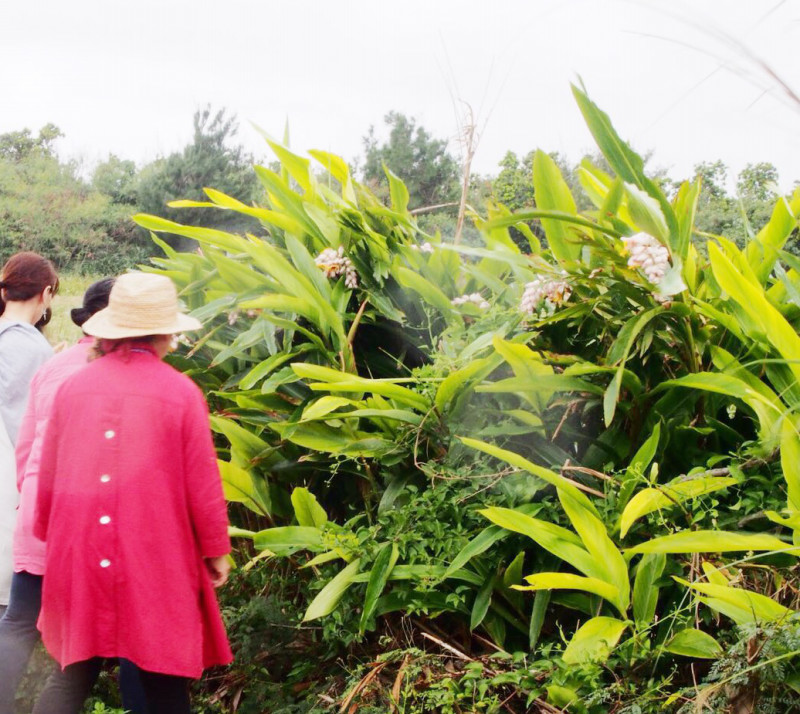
top-left (2, 0), bottom-right (798, 190)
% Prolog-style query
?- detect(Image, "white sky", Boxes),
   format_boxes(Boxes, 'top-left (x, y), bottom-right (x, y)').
top-left (1, 0), bottom-right (799, 191)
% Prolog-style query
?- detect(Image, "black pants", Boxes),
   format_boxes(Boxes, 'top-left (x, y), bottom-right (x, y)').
top-left (33, 657), bottom-right (190, 714)
top-left (0, 572), bottom-right (149, 714)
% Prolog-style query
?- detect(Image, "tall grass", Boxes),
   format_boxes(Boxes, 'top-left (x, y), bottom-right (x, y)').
top-left (45, 273), bottom-right (100, 346)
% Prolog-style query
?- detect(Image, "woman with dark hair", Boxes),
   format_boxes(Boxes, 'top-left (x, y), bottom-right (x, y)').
top-left (33, 272), bottom-right (232, 714)
top-left (0, 251), bottom-right (58, 612)
top-left (0, 278), bottom-right (151, 714)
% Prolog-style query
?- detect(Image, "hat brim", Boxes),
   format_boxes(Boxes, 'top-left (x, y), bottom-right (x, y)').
top-left (82, 308), bottom-right (202, 339)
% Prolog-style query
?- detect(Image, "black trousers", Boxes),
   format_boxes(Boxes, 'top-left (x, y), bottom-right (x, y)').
top-left (0, 572), bottom-right (148, 714)
top-left (33, 658), bottom-right (190, 714)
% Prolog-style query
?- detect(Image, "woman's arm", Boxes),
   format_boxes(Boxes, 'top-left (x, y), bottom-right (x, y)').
top-left (15, 371), bottom-right (42, 491)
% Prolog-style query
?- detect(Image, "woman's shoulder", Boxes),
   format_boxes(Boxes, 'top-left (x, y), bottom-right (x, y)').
top-left (0, 321), bottom-right (52, 360)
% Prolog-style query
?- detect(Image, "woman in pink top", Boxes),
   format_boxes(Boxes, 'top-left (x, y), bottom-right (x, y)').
top-left (33, 273), bottom-right (232, 714)
top-left (0, 279), bottom-right (133, 714)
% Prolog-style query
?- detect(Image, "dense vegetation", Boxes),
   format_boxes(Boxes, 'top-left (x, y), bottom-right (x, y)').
top-left (98, 84), bottom-right (800, 713)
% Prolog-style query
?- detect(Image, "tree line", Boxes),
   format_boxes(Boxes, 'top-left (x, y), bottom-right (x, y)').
top-left (0, 107), bottom-right (794, 272)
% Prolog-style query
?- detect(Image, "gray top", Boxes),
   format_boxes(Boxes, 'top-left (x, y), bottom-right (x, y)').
top-left (0, 320), bottom-right (53, 444)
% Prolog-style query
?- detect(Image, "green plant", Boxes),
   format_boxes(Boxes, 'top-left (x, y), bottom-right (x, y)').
top-left (136, 82), bottom-right (800, 712)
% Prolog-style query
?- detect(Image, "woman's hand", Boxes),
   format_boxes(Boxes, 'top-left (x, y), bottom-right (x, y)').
top-left (205, 555), bottom-right (231, 588)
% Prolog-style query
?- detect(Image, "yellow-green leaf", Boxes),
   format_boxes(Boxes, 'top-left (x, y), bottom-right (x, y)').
top-left (562, 616), bottom-right (628, 665)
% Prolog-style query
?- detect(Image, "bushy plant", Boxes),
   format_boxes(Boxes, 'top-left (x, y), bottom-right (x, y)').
top-left (135, 84), bottom-right (800, 711)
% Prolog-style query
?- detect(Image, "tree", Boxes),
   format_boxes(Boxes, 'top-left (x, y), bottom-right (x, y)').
top-left (736, 161), bottom-right (779, 202)
top-left (0, 124), bottom-right (62, 162)
top-left (0, 128), bottom-right (149, 272)
top-left (362, 112), bottom-right (460, 210)
top-left (92, 154), bottom-right (138, 205)
top-left (492, 151), bottom-right (535, 211)
top-left (136, 107), bottom-right (260, 244)
top-left (694, 160), bottom-right (728, 201)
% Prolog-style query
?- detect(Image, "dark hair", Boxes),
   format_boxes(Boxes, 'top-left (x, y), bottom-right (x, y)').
top-left (71, 277), bottom-right (115, 327)
top-left (0, 251), bottom-right (59, 318)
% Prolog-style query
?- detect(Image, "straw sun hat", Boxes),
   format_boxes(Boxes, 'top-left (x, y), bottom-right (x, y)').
top-left (82, 273), bottom-right (201, 339)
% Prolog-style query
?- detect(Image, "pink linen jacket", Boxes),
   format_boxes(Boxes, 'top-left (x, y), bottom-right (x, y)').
top-left (35, 344), bottom-right (232, 677)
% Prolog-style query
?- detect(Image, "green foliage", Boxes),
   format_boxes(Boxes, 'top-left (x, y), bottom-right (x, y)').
top-left (136, 107), bottom-right (261, 248)
top-left (141, 84), bottom-right (800, 712)
top-left (362, 111), bottom-right (460, 210)
top-left (0, 127), bottom-right (149, 272)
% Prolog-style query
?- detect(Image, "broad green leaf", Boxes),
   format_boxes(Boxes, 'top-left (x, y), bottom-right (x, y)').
top-left (625, 423), bottom-right (660, 480)
top-left (559, 489), bottom-right (630, 613)
top-left (626, 530), bottom-right (795, 556)
top-left (672, 179), bottom-right (701, 262)
top-left (482, 210), bottom-right (622, 238)
top-left (269, 421), bottom-right (393, 457)
top-left (444, 526), bottom-right (508, 579)
top-left (529, 590), bottom-right (550, 651)
top-left (562, 616), bottom-right (628, 665)
top-left (480, 507), bottom-right (602, 581)
top-left (532, 150), bottom-right (580, 262)
top-left (605, 307), bottom-right (664, 425)
top-left (218, 459), bottom-right (270, 516)
top-left (300, 396), bottom-right (353, 422)
top-left (664, 628), bottom-right (723, 659)
top-left (477, 375), bottom-right (604, 398)
top-left (632, 553), bottom-right (666, 628)
top-left (384, 164), bottom-right (410, 214)
top-left (265, 139), bottom-right (312, 193)
top-left (291, 487), bottom-right (328, 528)
top-left (209, 415), bottom-right (270, 467)
top-left (202, 187), bottom-right (307, 235)
top-left (309, 149), bottom-right (351, 186)
top-left (253, 526), bottom-right (323, 553)
top-left (301, 550), bottom-right (344, 568)
top-left (675, 577), bottom-right (793, 625)
top-left (471, 574), bottom-right (495, 631)
top-left (514, 572), bottom-right (621, 610)
top-left (349, 564), bottom-right (482, 587)
top-left (360, 543), bottom-right (398, 633)
top-left (133, 214), bottom-right (246, 253)
top-left (709, 242), bottom-right (800, 384)
top-left (208, 252), bottom-right (267, 291)
top-left (240, 349), bottom-right (311, 390)
top-left (435, 355), bottom-right (501, 413)
top-left (661, 372), bottom-right (782, 445)
top-left (620, 476), bottom-right (737, 538)
top-left (292, 363), bottom-right (430, 412)
top-left (306, 381), bottom-right (428, 412)
top-left (571, 84), bottom-right (677, 248)
top-left (503, 552), bottom-right (525, 589)
top-left (746, 191), bottom-right (800, 282)
top-left (625, 184), bottom-right (669, 243)
top-left (395, 266), bottom-right (456, 317)
top-left (462, 437), bottom-right (599, 516)
top-left (303, 559), bottom-right (361, 621)
top-left (319, 408), bottom-right (422, 426)
top-left (780, 419), bottom-right (800, 518)
top-left (701, 561), bottom-right (730, 586)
